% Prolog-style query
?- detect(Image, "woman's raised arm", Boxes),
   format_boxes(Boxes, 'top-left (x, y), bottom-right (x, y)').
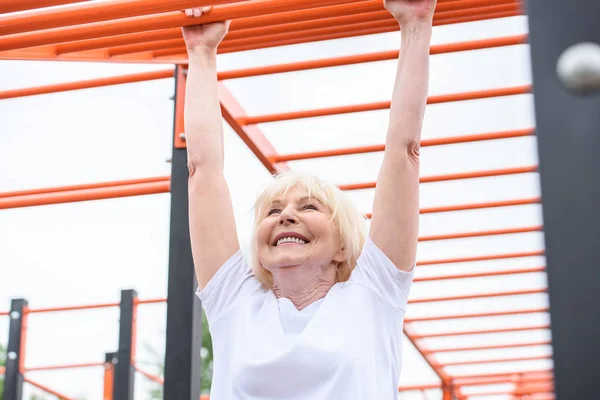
top-left (182, 8), bottom-right (239, 289)
top-left (369, 0), bottom-right (437, 271)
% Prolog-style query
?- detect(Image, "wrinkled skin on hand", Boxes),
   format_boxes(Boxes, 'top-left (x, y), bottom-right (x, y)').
top-left (181, 6), bottom-right (230, 53)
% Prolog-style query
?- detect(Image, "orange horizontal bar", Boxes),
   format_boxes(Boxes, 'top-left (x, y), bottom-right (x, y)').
top-left (24, 377), bottom-right (75, 400)
top-left (453, 369), bottom-right (553, 381)
top-left (341, 165), bottom-right (538, 191)
top-left (465, 387), bottom-right (554, 397)
top-left (25, 302), bottom-right (119, 314)
top-left (408, 288), bottom-right (547, 304)
top-left (410, 323), bottom-right (551, 339)
top-left (0, 70), bottom-right (173, 100)
top-left (55, 0), bottom-right (383, 55)
top-left (0, 176), bottom-right (169, 198)
top-left (414, 266), bottom-right (546, 283)
top-left (0, 0), bottom-right (361, 52)
top-left (365, 197), bottom-right (540, 220)
top-left (0, 310), bottom-right (8, 316)
top-left (455, 374), bottom-right (553, 387)
top-left (441, 354), bottom-right (552, 367)
top-left (0, 366), bottom-right (5, 374)
top-left (0, 0), bottom-right (85, 14)
top-left (240, 86), bottom-right (531, 125)
top-left (417, 250), bottom-right (545, 266)
top-left (25, 362), bottom-right (103, 372)
top-left (0, 0), bottom-right (243, 36)
top-left (218, 8), bottom-right (522, 56)
top-left (135, 297), bottom-right (167, 305)
top-left (278, 131), bottom-right (535, 163)
top-left (218, 4), bottom-right (521, 55)
top-left (418, 225), bottom-right (543, 242)
top-left (406, 308), bottom-right (549, 323)
top-left (423, 340), bottom-right (552, 354)
top-left (0, 180), bottom-right (170, 210)
top-left (217, 33), bottom-right (527, 80)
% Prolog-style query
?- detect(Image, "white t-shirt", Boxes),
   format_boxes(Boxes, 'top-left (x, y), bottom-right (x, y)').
top-left (196, 238), bottom-right (415, 400)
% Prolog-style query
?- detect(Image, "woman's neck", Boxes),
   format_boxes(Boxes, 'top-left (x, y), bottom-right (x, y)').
top-left (272, 264), bottom-right (336, 311)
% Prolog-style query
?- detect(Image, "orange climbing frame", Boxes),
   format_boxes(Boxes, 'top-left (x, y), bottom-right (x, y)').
top-left (0, 1), bottom-right (553, 399)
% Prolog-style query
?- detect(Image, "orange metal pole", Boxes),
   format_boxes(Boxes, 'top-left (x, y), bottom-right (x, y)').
top-left (0, 0), bottom-right (245, 36)
top-left (406, 308), bottom-right (549, 323)
top-left (277, 130), bottom-right (535, 163)
top-left (0, 181), bottom-right (170, 210)
top-left (0, 0), bottom-right (363, 52)
top-left (0, 310), bottom-right (8, 316)
top-left (135, 297), bottom-right (167, 305)
top-left (441, 355), bottom-right (553, 367)
top-left (103, 359), bottom-right (115, 400)
top-left (422, 340), bottom-right (552, 354)
top-left (218, 9), bottom-right (522, 55)
top-left (408, 288), bottom-right (547, 304)
top-left (23, 377), bottom-right (75, 400)
top-left (455, 374), bottom-right (553, 387)
top-left (417, 250), bottom-right (545, 266)
top-left (218, 34), bottom-right (527, 79)
top-left (452, 370), bottom-right (553, 383)
top-left (25, 302), bottom-right (119, 314)
top-left (240, 86), bottom-right (531, 125)
top-left (413, 266), bottom-right (546, 283)
top-left (410, 324), bottom-right (551, 339)
top-left (0, 0), bottom-right (86, 14)
top-left (25, 362), bottom-right (104, 372)
top-left (418, 225), bottom-right (543, 242)
top-left (0, 70), bottom-right (173, 100)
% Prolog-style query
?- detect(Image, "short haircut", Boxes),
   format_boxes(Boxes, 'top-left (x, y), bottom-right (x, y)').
top-left (250, 170), bottom-right (368, 288)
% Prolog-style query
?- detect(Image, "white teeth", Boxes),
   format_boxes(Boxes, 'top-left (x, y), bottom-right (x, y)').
top-left (276, 237), bottom-right (306, 246)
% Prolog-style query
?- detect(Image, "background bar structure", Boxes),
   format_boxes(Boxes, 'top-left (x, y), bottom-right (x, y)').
top-left (163, 65), bottom-right (203, 400)
top-left (526, 0), bottom-right (600, 399)
top-left (3, 299), bottom-right (27, 400)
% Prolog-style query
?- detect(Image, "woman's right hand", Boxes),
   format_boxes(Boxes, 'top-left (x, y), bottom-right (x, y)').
top-left (181, 7), bottom-right (231, 53)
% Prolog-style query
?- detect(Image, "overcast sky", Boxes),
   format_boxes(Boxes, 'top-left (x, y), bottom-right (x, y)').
top-left (0, 15), bottom-right (551, 400)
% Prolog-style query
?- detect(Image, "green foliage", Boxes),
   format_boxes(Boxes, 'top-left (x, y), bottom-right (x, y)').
top-left (0, 343), bottom-right (49, 400)
top-left (145, 311), bottom-right (213, 399)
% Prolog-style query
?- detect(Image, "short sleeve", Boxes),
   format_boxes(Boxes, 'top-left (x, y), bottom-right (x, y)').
top-left (349, 237), bottom-right (415, 311)
top-left (196, 250), bottom-right (265, 324)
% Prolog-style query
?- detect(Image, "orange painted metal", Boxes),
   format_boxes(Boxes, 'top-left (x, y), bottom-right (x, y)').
top-left (441, 354), bottom-right (553, 367)
top-left (134, 365), bottom-right (164, 384)
top-left (240, 86), bottom-right (531, 125)
top-left (103, 359), bottom-right (115, 400)
top-left (417, 250), bottom-right (545, 267)
top-left (25, 362), bottom-right (104, 372)
top-left (135, 297), bottom-right (167, 305)
top-left (276, 128), bottom-right (534, 163)
top-left (0, 70), bottom-right (173, 100)
top-left (0, 0), bottom-right (85, 14)
top-left (0, 0), bottom-right (364, 52)
top-left (413, 266), bottom-right (546, 283)
top-left (418, 225), bottom-right (543, 242)
top-left (407, 310), bottom-right (549, 324)
top-left (218, 82), bottom-right (289, 174)
top-left (0, 0), bottom-right (244, 36)
top-left (218, 34), bottom-right (528, 80)
top-left (408, 288), bottom-right (547, 304)
top-left (24, 377), bottom-right (75, 400)
top-left (409, 324), bottom-right (550, 339)
top-left (173, 65), bottom-right (187, 149)
top-left (423, 340), bottom-right (552, 354)
top-left (25, 302), bottom-right (119, 314)
top-left (0, 181), bottom-right (170, 210)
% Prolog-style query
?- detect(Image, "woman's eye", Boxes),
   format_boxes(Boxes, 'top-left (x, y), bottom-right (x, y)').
top-left (267, 209), bottom-right (281, 216)
top-left (303, 204), bottom-right (318, 211)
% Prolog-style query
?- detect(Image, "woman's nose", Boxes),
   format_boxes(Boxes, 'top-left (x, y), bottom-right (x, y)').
top-left (279, 209), bottom-right (297, 225)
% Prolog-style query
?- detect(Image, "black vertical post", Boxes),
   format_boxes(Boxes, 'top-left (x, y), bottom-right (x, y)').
top-left (3, 299), bottom-right (27, 400)
top-left (114, 290), bottom-right (136, 400)
top-left (163, 65), bottom-right (203, 400)
top-left (526, 0), bottom-right (600, 399)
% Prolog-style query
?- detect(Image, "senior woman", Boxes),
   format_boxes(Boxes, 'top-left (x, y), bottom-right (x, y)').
top-left (183, 0), bottom-right (436, 398)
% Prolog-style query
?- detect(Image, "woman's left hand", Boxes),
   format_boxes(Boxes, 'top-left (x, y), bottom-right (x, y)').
top-left (384, 0), bottom-right (437, 26)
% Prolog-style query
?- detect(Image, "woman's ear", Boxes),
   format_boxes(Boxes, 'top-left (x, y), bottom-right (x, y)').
top-left (333, 246), bottom-right (345, 263)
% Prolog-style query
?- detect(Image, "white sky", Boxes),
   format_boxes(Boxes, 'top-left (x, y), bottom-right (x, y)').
top-left (0, 15), bottom-right (551, 400)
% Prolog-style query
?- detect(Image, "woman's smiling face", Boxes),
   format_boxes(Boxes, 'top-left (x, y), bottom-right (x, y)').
top-left (255, 185), bottom-right (345, 273)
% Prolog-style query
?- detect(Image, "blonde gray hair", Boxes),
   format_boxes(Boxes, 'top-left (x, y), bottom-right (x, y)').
top-left (250, 171), bottom-right (367, 289)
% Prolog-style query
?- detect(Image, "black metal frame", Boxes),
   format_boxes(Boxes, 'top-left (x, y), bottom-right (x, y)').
top-left (162, 65), bottom-right (203, 400)
top-left (114, 289), bottom-right (136, 400)
top-left (3, 299), bottom-right (27, 400)
top-left (526, 0), bottom-right (600, 399)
